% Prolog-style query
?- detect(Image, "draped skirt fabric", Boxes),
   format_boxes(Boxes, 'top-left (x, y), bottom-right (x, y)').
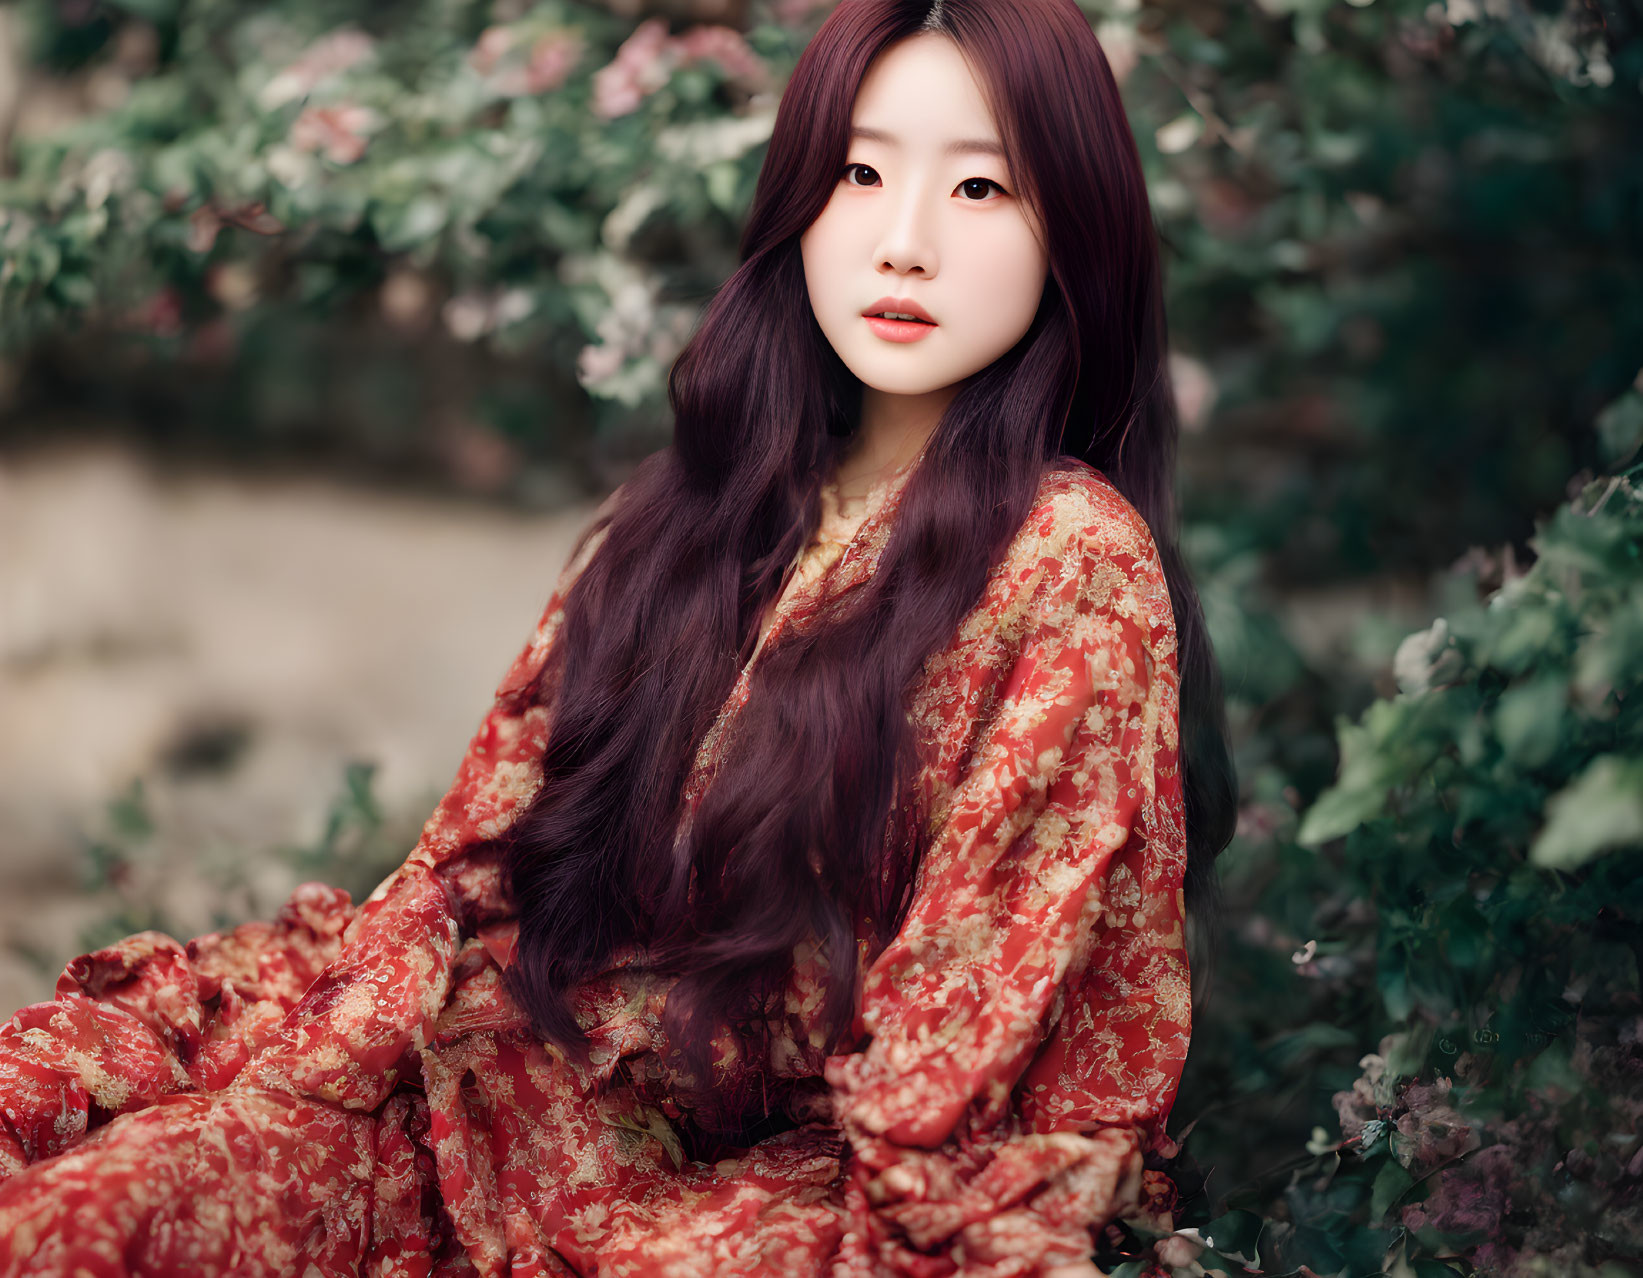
top-left (0, 889), bottom-right (857, 1278)
top-left (0, 462), bottom-right (1192, 1277)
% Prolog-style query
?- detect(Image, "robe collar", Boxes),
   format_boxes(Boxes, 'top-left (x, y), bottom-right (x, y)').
top-left (680, 451), bottom-right (925, 814)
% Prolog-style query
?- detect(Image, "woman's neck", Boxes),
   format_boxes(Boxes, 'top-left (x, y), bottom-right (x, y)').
top-left (832, 384), bottom-right (957, 498)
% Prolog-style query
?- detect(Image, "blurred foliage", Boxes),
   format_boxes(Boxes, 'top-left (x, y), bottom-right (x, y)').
top-left (4, 0), bottom-right (1642, 1273)
top-left (1166, 413), bottom-right (1642, 1276)
top-left (0, 0), bottom-right (1637, 521)
top-left (70, 761), bottom-right (417, 957)
top-left (0, 0), bottom-right (792, 485)
top-left (1295, 454), bottom-right (1642, 1275)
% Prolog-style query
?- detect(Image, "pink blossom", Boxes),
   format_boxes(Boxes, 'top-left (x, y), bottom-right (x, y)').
top-left (673, 25), bottom-right (770, 90)
top-left (442, 288), bottom-right (534, 342)
top-left (1330, 1047), bottom-right (1391, 1140)
top-left (187, 316), bottom-right (237, 365)
top-left (435, 416), bottom-right (519, 494)
top-left (525, 33), bottom-right (585, 93)
top-left (469, 25), bottom-right (516, 76)
top-left (259, 29), bottom-right (375, 110)
top-left (289, 104), bottom-right (378, 165)
top-left (591, 19), bottom-right (770, 120)
top-left (505, 33), bottom-right (584, 96)
top-left (379, 267), bottom-right (434, 333)
top-left (592, 18), bottom-right (673, 120)
top-left (1466, 1242), bottom-right (1522, 1275)
top-left (1392, 1078), bottom-right (1482, 1176)
top-left (205, 262), bottom-right (258, 312)
top-left (128, 286), bottom-right (184, 338)
top-left (187, 206), bottom-right (223, 255)
top-left (471, 26), bottom-right (583, 96)
top-left (1154, 1234), bottom-right (1205, 1269)
top-left (1399, 1141), bottom-right (1514, 1237)
top-left (578, 342), bottom-right (626, 385)
top-left (770, 0), bottom-right (830, 24)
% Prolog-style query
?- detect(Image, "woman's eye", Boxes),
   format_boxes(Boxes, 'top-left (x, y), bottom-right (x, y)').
top-left (958, 177), bottom-right (1006, 201)
top-left (839, 164), bottom-right (1007, 202)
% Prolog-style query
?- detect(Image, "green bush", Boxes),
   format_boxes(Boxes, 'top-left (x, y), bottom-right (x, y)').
top-left (1, 0), bottom-right (792, 480)
top-left (1293, 454), bottom-right (1642, 1275)
top-left (1166, 384), bottom-right (1642, 1275)
top-left (2, 0), bottom-right (1637, 542)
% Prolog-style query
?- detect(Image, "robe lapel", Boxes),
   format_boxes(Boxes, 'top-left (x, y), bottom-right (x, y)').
top-left (678, 461), bottom-right (921, 815)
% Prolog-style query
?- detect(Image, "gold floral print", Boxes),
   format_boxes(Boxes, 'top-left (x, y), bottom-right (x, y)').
top-left (0, 459), bottom-right (1188, 1278)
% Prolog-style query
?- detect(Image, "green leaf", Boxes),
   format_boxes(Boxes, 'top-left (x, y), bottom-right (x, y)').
top-left (705, 160), bottom-right (741, 216)
top-left (373, 195), bottom-right (447, 254)
top-left (1298, 693), bottom-right (1460, 845)
top-left (1595, 379), bottom-right (1643, 466)
top-left (1484, 603), bottom-right (1568, 678)
top-left (1436, 899), bottom-right (1490, 970)
top-left (51, 272), bottom-right (97, 307)
top-left (594, 1098), bottom-right (685, 1171)
top-left (1529, 754), bottom-right (1643, 869)
top-left (108, 777), bottom-right (155, 842)
top-left (1371, 1157), bottom-right (1415, 1219)
top-left (1377, 943), bottom-right (1415, 1022)
top-left (1492, 673), bottom-right (1568, 770)
top-left (1201, 1208), bottom-right (1264, 1260)
top-left (1522, 1037), bottom-right (1583, 1099)
top-left (1573, 591), bottom-right (1643, 702)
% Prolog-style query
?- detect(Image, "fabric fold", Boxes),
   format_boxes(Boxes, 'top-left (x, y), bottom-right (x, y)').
top-left (821, 484), bottom-right (1188, 1276)
top-left (0, 463), bottom-right (1190, 1278)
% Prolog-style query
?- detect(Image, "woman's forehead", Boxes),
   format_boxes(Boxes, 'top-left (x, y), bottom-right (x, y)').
top-left (850, 34), bottom-right (1002, 143)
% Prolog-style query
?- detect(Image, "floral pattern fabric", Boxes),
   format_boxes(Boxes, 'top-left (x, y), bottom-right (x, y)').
top-left (0, 458), bottom-right (1188, 1278)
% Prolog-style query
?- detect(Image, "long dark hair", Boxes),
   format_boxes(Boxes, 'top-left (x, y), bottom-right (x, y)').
top-left (497, 0), bottom-right (1236, 1130)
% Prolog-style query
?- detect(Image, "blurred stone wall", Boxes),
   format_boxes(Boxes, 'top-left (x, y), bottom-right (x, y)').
top-left (0, 438), bottom-right (597, 1010)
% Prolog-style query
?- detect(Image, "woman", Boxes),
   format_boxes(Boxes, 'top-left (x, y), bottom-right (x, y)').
top-left (0, 1), bottom-right (1236, 1274)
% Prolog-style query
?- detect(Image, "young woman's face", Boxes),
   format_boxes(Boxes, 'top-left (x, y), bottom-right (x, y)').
top-left (801, 33), bottom-right (1049, 401)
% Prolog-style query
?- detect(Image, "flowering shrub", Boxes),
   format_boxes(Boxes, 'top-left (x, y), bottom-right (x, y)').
top-left (1288, 439), bottom-right (1643, 1275)
top-left (1, 0), bottom-right (1634, 527)
top-left (0, 0), bottom-right (791, 479)
top-left (1148, 387), bottom-right (1641, 1275)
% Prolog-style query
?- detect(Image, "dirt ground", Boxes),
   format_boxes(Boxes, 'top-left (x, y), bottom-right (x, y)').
top-left (0, 441), bottom-right (599, 1013)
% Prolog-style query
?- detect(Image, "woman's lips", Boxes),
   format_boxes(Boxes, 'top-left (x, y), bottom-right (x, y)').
top-left (864, 315), bottom-right (938, 343)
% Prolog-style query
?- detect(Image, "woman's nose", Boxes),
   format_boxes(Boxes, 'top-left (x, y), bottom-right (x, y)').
top-left (873, 185), bottom-right (939, 276)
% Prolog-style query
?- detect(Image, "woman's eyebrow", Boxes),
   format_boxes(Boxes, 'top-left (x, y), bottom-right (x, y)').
top-left (848, 124), bottom-right (1006, 159)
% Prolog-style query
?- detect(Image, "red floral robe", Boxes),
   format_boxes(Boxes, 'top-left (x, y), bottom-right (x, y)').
top-left (0, 458), bottom-right (1190, 1277)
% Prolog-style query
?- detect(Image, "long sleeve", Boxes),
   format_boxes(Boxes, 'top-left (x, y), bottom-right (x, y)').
top-left (823, 492), bottom-right (1189, 1277)
top-left (235, 500), bottom-right (616, 1113)
top-left (0, 536), bottom-right (604, 1184)
top-left (0, 885), bottom-right (357, 1182)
